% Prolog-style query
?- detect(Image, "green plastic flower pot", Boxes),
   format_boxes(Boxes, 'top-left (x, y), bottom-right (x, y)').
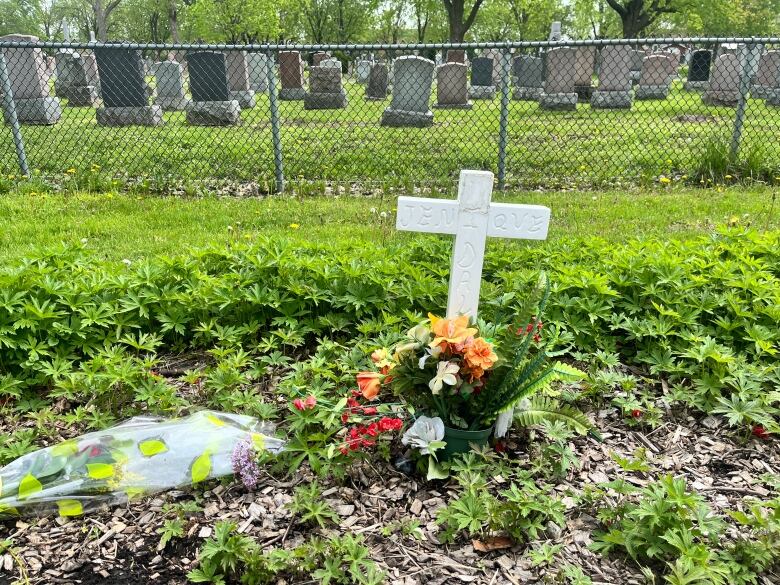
top-left (442, 425), bottom-right (494, 458)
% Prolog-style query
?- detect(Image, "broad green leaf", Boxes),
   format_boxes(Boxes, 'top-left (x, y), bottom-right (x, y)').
top-left (138, 439), bottom-right (168, 457)
top-left (191, 451), bottom-right (212, 483)
top-left (18, 473), bottom-right (42, 499)
top-left (86, 463), bottom-right (115, 480)
top-left (57, 499), bottom-right (84, 517)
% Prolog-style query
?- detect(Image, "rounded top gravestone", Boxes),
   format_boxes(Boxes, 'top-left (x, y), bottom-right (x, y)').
top-left (755, 51), bottom-right (780, 88)
top-left (708, 53), bottom-right (741, 94)
top-left (436, 62), bottom-right (469, 105)
top-left (389, 56), bottom-right (434, 113)
top-left (640, 54), bottom-right (677, 86)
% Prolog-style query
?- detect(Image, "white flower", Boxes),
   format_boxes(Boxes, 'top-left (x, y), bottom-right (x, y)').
top-left (429, 360), bottom-right (459, 394)
top-left (370, 207), bottom-right (377, 214)
top-left (121, 259), bottom-right (132, 267)
top-left (407, 323), bottom-right (431, 345)
top-left (418, 345), bottom-right (442, 369)
top-left (80, 238), bottom-right (88, 244)
top-left (402, 416), bottom-right (445, 455)
top-left (379, 211), bottom-right (388, 219)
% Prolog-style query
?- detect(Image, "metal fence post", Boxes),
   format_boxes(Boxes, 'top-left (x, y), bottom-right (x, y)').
top-left (730, 42), bottom-right (761, 160)
top-left (265, 50), bottom-right (284, 193)
top-left (497, 48), bottom-right (511, 190)
top-left (0, 51), bottom-right (30, 176)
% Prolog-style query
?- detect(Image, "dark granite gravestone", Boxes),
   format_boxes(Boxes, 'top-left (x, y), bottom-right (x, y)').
top-left (470, 57), bottom-right (495, 99)
top-left (188, 51), bottom-right (230, 102)
top-left (365, 62), bottom-right (389, 100)
top-left (471, 57), bottom-right (493, 87)
top-left (686, 50), bottom-right (712, 90)
top-left (185, 51), bottom-right (240, 125)
top-left (94, 47), bottom-right (148, 108)
top-left (94, 46), bottom-right (162, 125)
top-left (512, 55), bottom-right (544, 100)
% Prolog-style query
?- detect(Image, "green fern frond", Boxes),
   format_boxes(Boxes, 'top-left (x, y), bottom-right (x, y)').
top-left (514, 396), bottom-right (594, 436)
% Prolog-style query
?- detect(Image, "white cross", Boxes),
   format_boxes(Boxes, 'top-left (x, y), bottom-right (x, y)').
top-left (396, 170), bottom-right (551, 320)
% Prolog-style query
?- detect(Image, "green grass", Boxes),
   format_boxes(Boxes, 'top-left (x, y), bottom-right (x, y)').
top-left (0, 185), bottom-right (776, 263)
top-left (2, 79), bottom-right (780, 190)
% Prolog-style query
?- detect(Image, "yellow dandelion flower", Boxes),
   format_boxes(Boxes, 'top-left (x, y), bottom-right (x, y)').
top-left (659, 176), bottom-right (671, 184)
top-left (289, 223), bottom-right (300, 229)
top-left (66, 168), bottom-right (76, 174)
top-left (725, 174), bottom-right (733, 179)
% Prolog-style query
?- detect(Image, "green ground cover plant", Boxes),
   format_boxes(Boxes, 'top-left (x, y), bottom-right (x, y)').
top-left (0, 229), bottom-right (777, 450)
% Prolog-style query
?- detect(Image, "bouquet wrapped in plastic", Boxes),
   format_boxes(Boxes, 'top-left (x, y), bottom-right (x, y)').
top-left (0, 410), bottom-right (284, 519)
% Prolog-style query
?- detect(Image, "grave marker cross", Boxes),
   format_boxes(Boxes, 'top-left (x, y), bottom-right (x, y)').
top-left (396, 170), bottom-right (551, 319)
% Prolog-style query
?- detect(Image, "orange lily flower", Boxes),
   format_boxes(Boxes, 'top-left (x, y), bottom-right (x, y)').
top-left (428, 313), bottom-right (478, 348)
top-left (356, 372), bottom-right (382, 400)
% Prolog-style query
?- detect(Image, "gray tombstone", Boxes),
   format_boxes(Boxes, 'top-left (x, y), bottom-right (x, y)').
top-left (304, 65), bottom-right (347, 109)
top-left (153, 60), bottom-right (190, 111)
top-left (469, 57), bottom-right (496, 100)
top-left (629, 49), bottom-right (645, 83)
top-left (94, 47), bottom-right (162, 126)
top-left (247, 52), bottom-right (269, 92)
top-left (434, 62), bottom-right (471, 109)
top-left (0, 34), bottom-right (62, 124)
top-left (356, 59), bottom-right (372, 83)
top-left (185, 51), bottom-right (240, 125)
top-left (225, 50), bottom-right (256, 108)
top-left (636, 54), bottom-right (677, 100)
top-left (686, 49), bottom-right (712, 90)
top-left (549, 21), bottom-right (562, 41)
top-left (591, 45), bottom-right (633, 109)
top-left (573, 46), bottom-right (596, 101)
top-left (279, 51), bottom-right (306, 100)
top-left (539, 47), bottom-right (577, 110)
top-left (55, 51), bottom-right (97, 106)
top-left (512, 55), bottom-right (543, 100)
top-left (702, 53), bottom-right (742, 106)
top-left (365, 62), bottom-right (389, 100)
top-left (752, 51), bottom-right (780, 99)
top-left (320, 58), bottom-right (341, 70)
top-left (380, 55), bottom-right (434, 127)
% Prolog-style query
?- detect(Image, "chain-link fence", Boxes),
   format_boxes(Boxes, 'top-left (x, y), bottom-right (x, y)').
top-left (1, 37), bottom-right (780, 194)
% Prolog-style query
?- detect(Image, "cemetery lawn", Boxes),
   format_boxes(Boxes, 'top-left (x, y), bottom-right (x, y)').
top-left (1, 187), bottom-right (779, 584)
top-left (0, 184), bottom-right (778, 262)
top-left (1, 79), bottom-right (780, 188)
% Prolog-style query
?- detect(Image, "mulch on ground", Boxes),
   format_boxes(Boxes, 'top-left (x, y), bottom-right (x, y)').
top-left (2, 400), bottom-right (778, 585)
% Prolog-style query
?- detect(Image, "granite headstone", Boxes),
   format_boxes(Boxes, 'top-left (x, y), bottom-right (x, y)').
top-left (591, 45), bottom-right (633, 109)
top-left (434, 62), bottom-right (471, 109)
top-left (94, 46), bottom-right (162, 126)
top-left (185, 51), bottom-right (240, 125)
top-left (380, 55), bottom-right (434, 127)
top-left (0, 34), bottom-right (62, 124)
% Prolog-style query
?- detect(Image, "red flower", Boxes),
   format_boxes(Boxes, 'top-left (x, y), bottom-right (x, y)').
top-left (293, 395), bottom-right (317, 411)
top-left (362, 406), bottom-right (378, 415)
top-left (631, 409), bottom-right (642, 418)
top-left (494, 440), bottom-right (507, 453)
top-left (532, 334), bottom-right (541, 343)
top-left (378, 417), bottom-right (403, 432)
top-left (366, 422), bottom-right (380, 437)
top-left (752, 425), bottom-right (771, 440)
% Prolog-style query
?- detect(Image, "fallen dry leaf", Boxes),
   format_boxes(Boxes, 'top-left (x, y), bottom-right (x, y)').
top-left (471, 536), bottom-right (513, 552)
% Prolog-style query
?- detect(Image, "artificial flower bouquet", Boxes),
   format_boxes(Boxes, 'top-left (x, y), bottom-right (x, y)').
top-left (355, 276), bottom-right (584, 469)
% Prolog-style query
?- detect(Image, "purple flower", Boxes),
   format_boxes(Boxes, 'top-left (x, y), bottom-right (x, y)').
top-left (231, 437), bottom-right (261, 490)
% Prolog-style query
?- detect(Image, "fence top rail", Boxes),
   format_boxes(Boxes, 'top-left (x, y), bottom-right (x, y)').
top-left (1, 37), bottom-right (779, 51)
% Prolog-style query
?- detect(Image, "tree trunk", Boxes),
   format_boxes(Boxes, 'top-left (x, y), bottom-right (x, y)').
top-left (442, 0), bottom-right (484, 43)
